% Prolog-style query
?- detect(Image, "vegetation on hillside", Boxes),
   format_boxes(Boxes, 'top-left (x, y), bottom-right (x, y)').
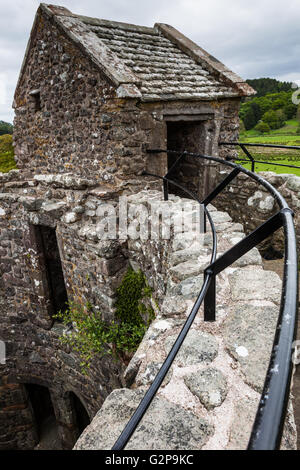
top-left (0, 120), bottom-right (13, 136)
top-left (246, 78), bottom-right (295, 97)
top-left (237, 79), bottom-right (300, 176)
top-left (0, 134), bottom-right (17, 173)
top-left (240, 89), bottom-right (298, 132)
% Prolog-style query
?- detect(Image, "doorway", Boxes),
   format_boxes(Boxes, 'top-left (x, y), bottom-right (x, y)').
top-left (69, 392), bottom-right (90, 437)
top-left (166, 120), bottom-right (207, 197)
top-left (25, 384), bottom-right (61, 449)
top-left (33, 225), bottom-right (68, 317)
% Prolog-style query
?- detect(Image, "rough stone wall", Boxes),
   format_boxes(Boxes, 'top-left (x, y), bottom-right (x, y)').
top-left (0, 377), bottom-right (38, 450)
top-left (0, 169), bottom-right (134, 450)
top-left (13, 9), bottom-right (148, 184)
top-left (212, 170), bottom-right (300, 256)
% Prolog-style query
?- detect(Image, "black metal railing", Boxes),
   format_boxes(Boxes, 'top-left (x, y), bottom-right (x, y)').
top-left (220, 141), bottom-right (300, 173)
top-left (112, 149), bottom-right (298, 451)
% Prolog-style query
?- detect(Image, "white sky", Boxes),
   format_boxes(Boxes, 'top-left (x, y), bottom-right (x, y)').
top-left (1, 0), bottom-right (300, 123)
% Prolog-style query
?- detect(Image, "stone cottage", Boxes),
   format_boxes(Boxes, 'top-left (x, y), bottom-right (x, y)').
top-left (13, 3), bottom-right (255, 197)
top-left (3, 3), bottom-right (296, 452)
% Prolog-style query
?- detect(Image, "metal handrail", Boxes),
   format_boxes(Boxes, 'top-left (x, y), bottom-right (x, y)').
top-left (112, 149), bottom-right (298, 451)
top-left (112, 175), bottom-right (218, 450)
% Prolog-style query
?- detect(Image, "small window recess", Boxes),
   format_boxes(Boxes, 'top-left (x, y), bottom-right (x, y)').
top-left (29, 89), bottom-right (41, 112)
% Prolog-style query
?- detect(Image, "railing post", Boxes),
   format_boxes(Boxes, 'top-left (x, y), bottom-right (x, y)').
top-left (204, 274), bottom-right (216, 321)
top-left (163, 179), bottom-right (169, 201)
top-left (200, 203), bottom-right (206, 233)
top-left (240, 143), bottom-right (255, 172)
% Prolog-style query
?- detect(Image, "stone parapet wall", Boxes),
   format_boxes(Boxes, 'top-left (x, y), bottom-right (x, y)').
top-left (212, 169), bottom-right (300, 256)
top-left (75, 190), bottom-right (297, 450)
top-left (0, 169), bottom-right (133, 449)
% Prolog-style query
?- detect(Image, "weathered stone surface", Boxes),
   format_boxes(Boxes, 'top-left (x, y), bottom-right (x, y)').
top-left (28, 351), bottom-right (46, 364)
top-left (184, 368), bottom-right (228, 410)
top-left (232, 247), bottom-right (262, 267)
top-left (169, 246), bottom-right (207, 266)
top-left (74, 388), bottom-right (214, 450)
top-left (213, 170), bottom-right (300, 255)
top-left (160, 296), bottom-right (187, 317)
top-left (227, 396), bottom-right (258, 450)
top-left (169, 256), bottom-right (210, 282)
top-left (167, 274), bottom-right (204, 299)
top-left (286, 175), bottom-right (300, 192)
top-left (136, 361), bottom-right (172, 387)
top-left (165, 330), bottom-right (218, 366)
top-left (225, 304), bottom-right (278, 392)
top-left (211, 211), bottom-right (232, 224)
top-left (228, 269), bottom-right (281, 304)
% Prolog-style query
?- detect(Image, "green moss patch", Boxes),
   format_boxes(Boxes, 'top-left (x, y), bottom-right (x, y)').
top-left (55, 267), bottom-right (155, 372)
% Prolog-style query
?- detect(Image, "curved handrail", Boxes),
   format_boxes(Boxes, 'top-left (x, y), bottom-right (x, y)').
top-left (112, 175), bottom-right (218, 450)
top-left (112, 149), bottom-right (298, 450)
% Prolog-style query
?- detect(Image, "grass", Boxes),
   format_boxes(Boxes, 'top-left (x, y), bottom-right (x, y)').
top-left (0, 134), bottom-right (17, 173)
top-left (240, 120), bottom-right (300, 144)
top-left (238, 120), bottom-right (300, 176)
top-left (0, 150), bottom-right (17, 173)
top-left (236, 158), bottom-right (300, 176)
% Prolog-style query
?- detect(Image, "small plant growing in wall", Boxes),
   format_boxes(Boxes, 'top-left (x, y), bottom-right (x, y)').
top-left (54, 267), bottom-right (155, 373)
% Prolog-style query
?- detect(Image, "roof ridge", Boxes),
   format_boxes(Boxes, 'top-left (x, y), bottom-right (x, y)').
top-left (78, 15), bottom-right (157, 36)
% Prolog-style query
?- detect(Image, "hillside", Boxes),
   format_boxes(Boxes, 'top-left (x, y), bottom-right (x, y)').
top-left (0, 134), bottom-right (17, 173)
top-left (238, 79), bottom-right (300, 176)
top-left (240, 78), bottom-right (299, 133)
top-left (0, 120), bottom-right (13, 136)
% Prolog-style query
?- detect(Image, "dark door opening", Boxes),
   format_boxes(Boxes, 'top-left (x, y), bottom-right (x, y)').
top-left (33, 225), bottom-right (68, 316)
top-left (69, 392), bottom-right (90, 437)
top-left (25, 384), bottom-right (57, 440)
top-left (166, 120), bottom-right (208, 197)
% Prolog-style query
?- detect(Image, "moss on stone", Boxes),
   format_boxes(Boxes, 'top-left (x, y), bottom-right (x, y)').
top-left (115, 266), bottom-right (155, 327)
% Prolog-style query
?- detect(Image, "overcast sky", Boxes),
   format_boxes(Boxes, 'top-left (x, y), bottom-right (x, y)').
top-left (1, 0), bottom-right (300, 123)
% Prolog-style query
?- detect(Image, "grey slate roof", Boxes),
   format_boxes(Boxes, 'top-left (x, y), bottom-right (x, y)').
top-left (83, 20), bottom-right (239, 102)
top-left (16, 4), bottom-right (256, 102)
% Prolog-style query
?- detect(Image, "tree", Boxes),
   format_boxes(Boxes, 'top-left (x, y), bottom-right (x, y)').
top-left (0, 121), bottom-right (13, 136)
top-left (283, 102), bottom-right (297, 119)
top-left (243, 107), bottom-right (257, 130)
top-left (276, 109), bottom-right (286, 127)
top-left (0, 134), bottom-right (13, 153)
top-left (261, 110), bottom-right (279, 129)
top-left (240, 82), bottom-right (297, 130)
top-left (254, 121), bottom-right (271, 133)
top-left (239, 119), bottom-right (246, 133)
top-left (261, 109), bottom-right (285, 129)
top-left (246, 78), bottom-right (294, 97)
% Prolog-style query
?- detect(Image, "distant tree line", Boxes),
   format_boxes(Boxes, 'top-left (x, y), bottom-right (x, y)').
top-left (240, 79), bottom-right (298, 132)
top-left (246, 78), bottom-right (294, 97)
top-left (0, 121), bottom-right (13, 136)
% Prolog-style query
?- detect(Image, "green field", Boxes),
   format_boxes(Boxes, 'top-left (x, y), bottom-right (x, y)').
top-left (0, 151), bottom-right (17, 173)
top-left (238, 120), bottom-right (300, 176)
top-left (0, 134), bottom-right (16, 173)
